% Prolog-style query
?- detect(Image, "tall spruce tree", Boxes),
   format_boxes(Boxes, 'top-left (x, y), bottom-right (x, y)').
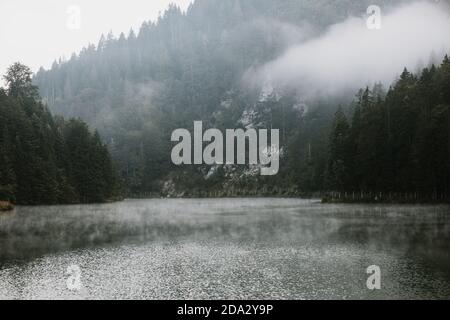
top-left (0, 63), bottom-right (120, 204)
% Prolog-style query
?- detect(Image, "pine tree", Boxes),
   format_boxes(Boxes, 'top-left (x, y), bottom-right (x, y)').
top-left (326, 107), bottom-right (351, 191)
top-left (0, 64), bottom-right (120, 205)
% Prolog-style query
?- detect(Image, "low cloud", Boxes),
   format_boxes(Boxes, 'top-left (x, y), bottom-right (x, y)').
top-left (245, 1), bottom-right (450, 97)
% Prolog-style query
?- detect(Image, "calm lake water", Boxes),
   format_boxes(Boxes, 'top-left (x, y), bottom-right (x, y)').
top-left (0, 198), bottom-right (449, 300)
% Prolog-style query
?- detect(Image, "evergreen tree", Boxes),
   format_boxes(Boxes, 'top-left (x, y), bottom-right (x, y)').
top-left (0, 63), bottom-right (120, 205)
top-left (326, 107), bottom-right (351, 191)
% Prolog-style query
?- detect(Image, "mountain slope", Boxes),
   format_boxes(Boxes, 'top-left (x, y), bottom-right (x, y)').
top-left (32, 0), bottom-right (449, 200)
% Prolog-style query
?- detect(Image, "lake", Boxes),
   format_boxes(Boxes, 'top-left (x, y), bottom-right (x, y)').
top-left (0, 198), bottom-right (449, 299)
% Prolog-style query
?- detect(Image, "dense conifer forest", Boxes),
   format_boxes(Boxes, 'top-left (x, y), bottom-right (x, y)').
top-left (0, 63), bottom-right (119, 205)
top-left (1, 0), bottom-right (448, 203)
top-left (326, 60), bottom-right (450, 202)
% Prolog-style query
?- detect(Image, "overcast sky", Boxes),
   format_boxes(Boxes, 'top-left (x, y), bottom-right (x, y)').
top-left (0, 0), bottom-right (193, 85)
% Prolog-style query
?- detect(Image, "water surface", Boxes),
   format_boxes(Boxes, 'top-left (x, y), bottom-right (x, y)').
top-left (0, 198), bottom-right (449, 299)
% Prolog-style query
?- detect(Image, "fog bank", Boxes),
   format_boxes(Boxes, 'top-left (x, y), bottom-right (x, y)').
top-left (246, 1), bottom-right (450, 97)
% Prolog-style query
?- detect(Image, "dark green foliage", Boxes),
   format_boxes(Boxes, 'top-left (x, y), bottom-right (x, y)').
top-left (326, 107), bottom-right (351, 191)
top-left (326, 58), bottom-right (450, 199)
top-left (32, 0), bottom-right (411, 196)
top-left (0, 63), bottom-right (119, 204)
top-left (30, 0), bottom-right (447, 201)
top-left (3, 63), bottom-right (39, 100)
top-left (63, 121), bottom-right (117, 203)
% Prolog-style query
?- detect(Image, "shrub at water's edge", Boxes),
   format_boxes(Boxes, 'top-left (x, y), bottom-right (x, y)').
top-left (0, 201), bottom-right (14, 211)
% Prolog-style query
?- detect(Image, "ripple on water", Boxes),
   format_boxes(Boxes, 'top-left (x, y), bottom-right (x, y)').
top-left (0, 199), bottom-right (449, 299)
top-left (1, 241), bottom-right (450, 300)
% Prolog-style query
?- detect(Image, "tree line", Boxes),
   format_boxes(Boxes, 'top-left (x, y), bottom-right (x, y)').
top-left (326, 57), bottom-right (450, 202)
top-left (33, 0), bottom-right (408, 196)
top-left (0, 63), bottom-right (120, 205)
top-left (29, 0), bottom-right (448, 201)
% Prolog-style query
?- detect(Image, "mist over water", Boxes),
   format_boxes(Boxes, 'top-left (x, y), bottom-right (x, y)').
top-left (2, 0), bottom-right (450, 302)
top-left (1, 199), bottom-right (449, 299)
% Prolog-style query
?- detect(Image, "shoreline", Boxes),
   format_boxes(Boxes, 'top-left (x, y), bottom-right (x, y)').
top-left (321, 195), bottom-right (450, 205)
top-left (321, 199), bottom-right (450, 205)
top-left (126, 195), bottom-right (450, 205)
top-left (2, 197), bottom-right (124, 209)
top-left (4, 196), bottom-right (449, 207)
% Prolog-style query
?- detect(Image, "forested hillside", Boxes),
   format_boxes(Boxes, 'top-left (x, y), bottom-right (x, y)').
top-left (0, 63), bottom-right (119, 205)
top-left (327, 59), bottom-right (450, 202)
top-left (32, 0), bottom-right (449, 201)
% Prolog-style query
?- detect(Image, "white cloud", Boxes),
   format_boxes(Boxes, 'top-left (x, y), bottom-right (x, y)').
top-left (246, 1), bottom-right (450, 97)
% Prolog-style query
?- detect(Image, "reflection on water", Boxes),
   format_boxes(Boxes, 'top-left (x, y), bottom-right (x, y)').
top-left (0, 199), bottom-right (449, 299)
